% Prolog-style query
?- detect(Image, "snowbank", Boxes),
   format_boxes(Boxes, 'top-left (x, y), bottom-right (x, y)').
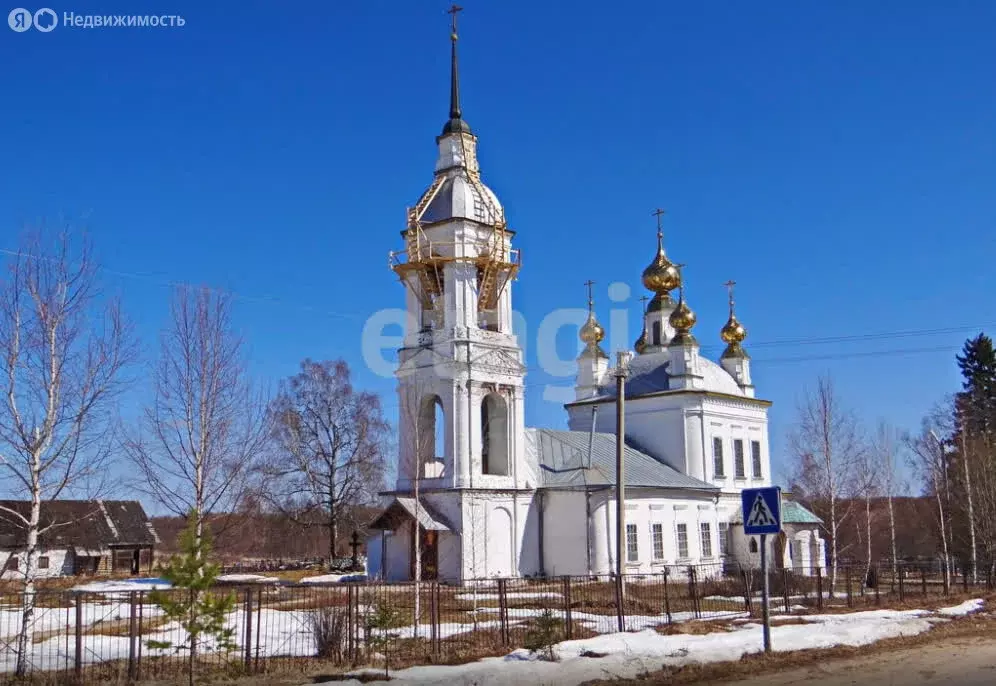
top-left (70, 579), bottom-right (171, 594)
top-left (300, 573), bottom-right (367, 584)
top-left (216, 573), bottom-right (280, 584)
top-left (937, 598), bottom-right (984, 617)
top-left (334, 607), bottom-right (947, 686)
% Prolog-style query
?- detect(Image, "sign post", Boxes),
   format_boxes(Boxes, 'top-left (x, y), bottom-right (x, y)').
top-left (742, 486), bottom-right (782, 654)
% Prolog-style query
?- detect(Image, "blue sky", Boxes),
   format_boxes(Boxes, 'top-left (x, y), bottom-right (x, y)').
top-left (2, 0), bottom-right (994, 488)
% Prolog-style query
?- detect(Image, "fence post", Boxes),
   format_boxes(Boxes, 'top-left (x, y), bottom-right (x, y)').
top-left (988, 564), bottom-right (993, 592)
top-left (815, 565), bottom-right (823, 611)
top-left (74, 593), bottom-right (83, 680)
top-left (687, 567), bottom-right (699, 619)
top-left (346, 585), bottom-right (355, 662)
top-left (741, 567), bottom-right (753, 616)
top-left (137, 591), bottom-right (144, 680)
top-left (127, 591), bottom-right (138, 680)
top-left (429, 582), bottom-right (439, 657)
top-left (255, 588), bottom-right (263, 672)
top-left (663, 569), bottom-right (673, 624)
top-left (874, 564), bottom-right (881, 606)
top-left (562, 577), bottom-right (573, 640)
top-left (242, 588), bottom-right (253, 672)
top-left (963, 564), bottom-right (969, 593)
top-left (845, 567), bottom-right (853, 608)
top-left (497, 578), bottom-right (509, 646)
top-left (781, 568), bottom-right (790, 613)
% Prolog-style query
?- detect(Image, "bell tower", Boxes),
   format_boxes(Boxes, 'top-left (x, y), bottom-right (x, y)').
top-left (386, 5), bottom-right (532, 581)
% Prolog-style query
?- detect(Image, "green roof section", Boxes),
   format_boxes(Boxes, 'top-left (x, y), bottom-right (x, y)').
top-left (731, 499), bottom-right (823, 525)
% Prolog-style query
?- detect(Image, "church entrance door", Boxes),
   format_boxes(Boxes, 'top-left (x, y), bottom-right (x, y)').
top-left (409, 523), bottom-right (439, 581)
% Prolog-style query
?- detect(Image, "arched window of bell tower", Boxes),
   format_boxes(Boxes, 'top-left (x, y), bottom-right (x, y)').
top-left (652, 321), bottom-right (662, 346)
top-left (417, 395), bottom-right (446, 477)
top-left (481, 393), bottom-right (509, 476)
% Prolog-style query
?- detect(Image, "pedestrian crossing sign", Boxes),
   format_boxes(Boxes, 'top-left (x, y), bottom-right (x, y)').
top-left (741, 487), bottom-right (782, 535)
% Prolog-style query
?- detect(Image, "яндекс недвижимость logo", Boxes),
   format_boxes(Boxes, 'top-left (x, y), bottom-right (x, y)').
top-left (8, 8), bottom-right (184, 31)
top-left (8, 7), bottom-right (57, 31)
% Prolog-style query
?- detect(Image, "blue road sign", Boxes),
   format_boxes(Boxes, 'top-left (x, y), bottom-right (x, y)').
top-left (742, 487), bottom-right (782, 535)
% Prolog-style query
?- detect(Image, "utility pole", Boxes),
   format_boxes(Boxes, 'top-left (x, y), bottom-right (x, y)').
top-left (614, 351), bottom-right (629, 632)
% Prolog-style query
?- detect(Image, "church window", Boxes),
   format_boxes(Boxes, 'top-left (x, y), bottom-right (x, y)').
top-left (751, 440), bottom-right (763, 479)
top-left (481, 393), bottom-right (509, 476)
top-left (417, 395), bottom-right (446, 477)
top-left (626, 524), bottom-right (639, 563)
top-left (734, 439), bottom-right (746, 479)
top-left (651, 321), bottom-right (662, 346)
top-left (700, 522), bottom-right (713, 558)
top-left (712, 437), bottom-right (725, 478)
top-left (651, 523), bottom-right (665, 560)
top-left (749, 537), bottom-right (759, 554)
top-left (433, 399), bottom-right (445, 460)
top-left (718, 523), bottom-right (729, 556)
top-left (676, 523), bottom-right (689, 559)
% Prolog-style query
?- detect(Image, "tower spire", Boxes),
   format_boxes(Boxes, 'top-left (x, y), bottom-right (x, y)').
top-left (442, 4), bottom-right (472, 136)
top-left (579, 280), bottom-right (607, 359)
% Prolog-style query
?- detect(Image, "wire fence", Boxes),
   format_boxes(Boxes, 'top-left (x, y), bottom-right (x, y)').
top-left (0, 561), bottom-right (989, 684)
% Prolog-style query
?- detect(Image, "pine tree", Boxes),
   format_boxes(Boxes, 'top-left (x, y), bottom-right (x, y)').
top-left (147, 514), bottom-right (237, 686)
top-left (954, 334), bottom-right (996, 579)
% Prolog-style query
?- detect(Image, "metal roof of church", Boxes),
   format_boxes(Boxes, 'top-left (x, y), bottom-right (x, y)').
top-left (729, 500), bottom-right (823, 525)
top-left (531, 429), bottom-right (717, 492)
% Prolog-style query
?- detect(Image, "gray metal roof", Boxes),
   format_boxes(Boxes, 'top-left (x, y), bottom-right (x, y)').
top-left (369, 497), bottom-right (453, 532)
top-left (532, 429), bottom-right (717, 492)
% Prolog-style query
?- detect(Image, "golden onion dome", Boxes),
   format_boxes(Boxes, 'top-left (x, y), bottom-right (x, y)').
top-left (579, 311), bottom-right (605, 344)
top-left (641, 250), bottom-right (681, 294)
top-left (634, 329), bottom-right (648, 354)
top-left (669, 298), bottom-right (697, 332)
top-left (721, 314), bottom-right (747, 344)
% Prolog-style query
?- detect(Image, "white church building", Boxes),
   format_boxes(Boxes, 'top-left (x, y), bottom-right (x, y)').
top-left (369, 12), bottom-right (825, 583)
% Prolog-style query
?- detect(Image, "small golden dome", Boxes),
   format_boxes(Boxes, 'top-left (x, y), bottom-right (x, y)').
top-left (721, 314), bottom-right (747, 344)
top-left (579, 311), bottom-right (605, 344)
top-left (641, 250), bottom-right (681, 294)
top-left (634, 329), bottom-right (648, 354)
top-left (669, 298), bottom-right (697, 332)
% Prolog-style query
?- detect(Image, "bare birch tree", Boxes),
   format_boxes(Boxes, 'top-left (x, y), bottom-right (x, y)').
top-left (257, 359), bottom-right (388, 564)
top-left (906, 412), bottom-right (953, 590)
top-left (396, 375), bottom-right (441, 639)
top-left (788, 375), bottom-right (863, 594)
top-left (872, 421), bottom-right (905, 577)
top-left (125, 286), bottom-right (268, 551)
top-left (0, 230), bottom-right (132, 676)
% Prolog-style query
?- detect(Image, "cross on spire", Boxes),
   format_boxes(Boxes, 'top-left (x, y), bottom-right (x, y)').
top-left (652, 208), bottom-right (666, 249)
top-left (639, 294), bottom-right (649, 313)
top-left (674, 263), bottom-right (686, 300)
top-left (724, 279), bottom-right (737, 315)
top-left (584, 279), bottom-right (596, 312)
top-left (442, 3), bottom-right (469, 131)
top-left (448, 3), bottom-right (462, 36)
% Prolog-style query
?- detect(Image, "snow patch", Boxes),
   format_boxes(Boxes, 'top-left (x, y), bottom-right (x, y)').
top-left (936, 598), bottom-right (984, 617)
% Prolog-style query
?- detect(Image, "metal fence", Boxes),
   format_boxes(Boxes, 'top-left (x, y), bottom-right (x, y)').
top-left (0, 561), bottom-right (989, 684)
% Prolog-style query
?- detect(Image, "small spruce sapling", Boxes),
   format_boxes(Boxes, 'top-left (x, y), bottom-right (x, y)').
top-left (524, 609), bottom-right (563, 661)
top-left (146, 515), bottom-right (237, 685)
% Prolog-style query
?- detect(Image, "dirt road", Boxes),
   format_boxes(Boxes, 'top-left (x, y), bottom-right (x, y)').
top-left (723, 635), bottom-right (996, 686)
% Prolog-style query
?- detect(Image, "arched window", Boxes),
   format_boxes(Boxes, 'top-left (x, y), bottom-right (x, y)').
top-left (433, 398), bottom-right (445, 459)
top-left (481, 393), bottom-right (509, 476)
top-left (652, 321), bottom-right (662, 346)
top-left (749, 537), bottom-right (759, 554)
top-left (417, 395), bottom-right (446, 476)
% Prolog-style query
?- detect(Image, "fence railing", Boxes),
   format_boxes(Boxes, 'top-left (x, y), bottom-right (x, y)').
top-left (0, 561), bottom-right (989, 684)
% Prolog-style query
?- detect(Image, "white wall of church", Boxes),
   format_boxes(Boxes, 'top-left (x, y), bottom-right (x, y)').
top-left (582, 489), bottom-right (726, 577)
top-left (540, 491), bottom-right (590, 577)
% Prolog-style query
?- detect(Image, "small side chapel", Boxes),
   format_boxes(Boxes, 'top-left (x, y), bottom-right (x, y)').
top-left (368, 9), bottom-right (825, 583)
